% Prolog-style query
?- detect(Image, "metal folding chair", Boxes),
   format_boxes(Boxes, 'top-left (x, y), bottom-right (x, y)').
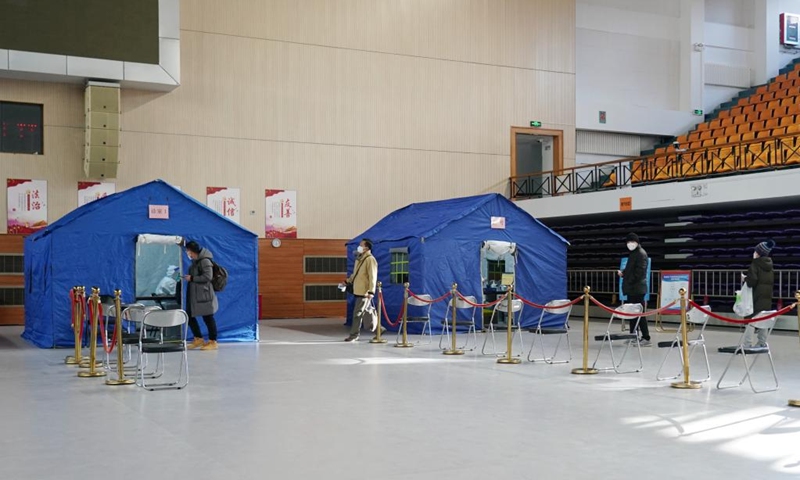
top-left (439, 295), bottom-right (479, 351)
top-left (656, 306), bottom-right (711, 382)
top-left (716, 312), bottom-right (779, 393)
top-left (397, 294), bottom-right (432, 345)
top-left (137, 309), bottom-right (189, 391)
top-left (592, 303), bottom-right (644, 374)
top-left (527, 299), bottom-right (573, 364)
top-left (482, 298), bottom-right (524, 357)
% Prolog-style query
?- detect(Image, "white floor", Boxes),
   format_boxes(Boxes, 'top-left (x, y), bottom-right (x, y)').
top-left (2, 318), bottom-right (800, 479)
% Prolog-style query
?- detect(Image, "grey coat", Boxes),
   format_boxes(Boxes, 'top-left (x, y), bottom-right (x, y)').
top-left (187, 248), bottom-right (219, 317)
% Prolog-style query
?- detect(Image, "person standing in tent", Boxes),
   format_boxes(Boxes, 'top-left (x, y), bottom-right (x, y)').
top-left (743, 239), bottom-right (775, 347)
top-left (617, 233), bottom-right (651, 346)
top-left (344, 238), bottom-right (378, 342)
top-left (183, 240), bottom-right (219, 350)
top-left (155, 265), bottom-right (179, 296)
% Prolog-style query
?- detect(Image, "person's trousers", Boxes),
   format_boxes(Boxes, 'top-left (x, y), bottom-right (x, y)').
top-left (189, 314), bottom-right (217, 341)
top-left (349, 296), bottom-right (376, 335)
top-left (744, 313), bottom-right (768, 346)
top-left (626, 294), bottom-right (650, 341)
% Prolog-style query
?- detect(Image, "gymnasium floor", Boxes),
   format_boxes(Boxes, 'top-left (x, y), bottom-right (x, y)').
top-left (1, 318), bottom-right (800, 479)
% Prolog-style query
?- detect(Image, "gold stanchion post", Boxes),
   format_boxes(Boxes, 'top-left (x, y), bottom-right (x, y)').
top-left (395, 282), bottom-right (413, 348)
top-left (106, 289), bottom-right (134, 386)
top-left (78, 287), bottom-right (106, 378)
top-left (370, 282), bottom-right (388, 344)
top-left (65, 286), bottom-right (83, 365)
top-left (443, 283), bottom-right (465, 355)
top-left (671, 288), bottom-right (701, 389)
top-left (789, 291), bottom-right (800, 407)
top-left (572, 286), bottom-right (598, 375)
top-left (497, 285), bottom-right (521, 364)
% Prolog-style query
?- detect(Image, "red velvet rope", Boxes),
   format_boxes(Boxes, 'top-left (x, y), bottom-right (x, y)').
top-left (687, 300), bottom-right (797, 324)
top-left (96, 302), bottom-right (117, 354)
top-left (407, 290), bottom-right (451, 304)
top-left (69, 289), bottom-right (75, 328)
top-left (378, 291), bottom-right (404, 327)
top-left (77, 296), bottom-right (86, 341)
top-left (516, 294), bottom-right (585, 310)
top-left (589, 296), bottom-right (678, 317)
top-left (455, 291), bottom-right (508, 308)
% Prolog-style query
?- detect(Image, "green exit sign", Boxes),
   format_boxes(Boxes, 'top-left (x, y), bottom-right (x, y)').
top-left (530, 121), bottom-right (542, 127)
top-left (693, 109), bottom-right (704, 116)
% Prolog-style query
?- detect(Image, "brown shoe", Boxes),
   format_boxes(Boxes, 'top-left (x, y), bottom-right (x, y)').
top-left (187, 338), bottom-right (205, 349)
top-left (200, 340), bottom-right (218, 350)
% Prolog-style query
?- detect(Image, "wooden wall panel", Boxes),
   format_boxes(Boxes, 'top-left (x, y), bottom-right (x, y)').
top-left (0, 307), bottom-right (24, 326)
top-left (0, 235), bottom-right (25, 324)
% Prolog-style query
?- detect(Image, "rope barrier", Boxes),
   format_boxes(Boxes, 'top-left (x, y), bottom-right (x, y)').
top-left (516, 294), bottom-right (585, 310)
top-left (455, 291), bottom-right (508, 308)
top-left (687, 300), bottom-right (797, 324)
top-left (407, 290), bottom-right (451, 304)
top-left (95, 302), bottom-right (117, 354)
top-left (378, 291), bottom-right (404, 328)
top-left (589, 296), bottom-right (678, 317)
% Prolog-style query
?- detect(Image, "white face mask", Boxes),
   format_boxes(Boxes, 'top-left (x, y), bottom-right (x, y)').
top-left (753, 252), bottom-right (759, 259)
top-left (626, 242), bottom-right (637, 251)
top-left (357, 246), bottom-right (364, 254)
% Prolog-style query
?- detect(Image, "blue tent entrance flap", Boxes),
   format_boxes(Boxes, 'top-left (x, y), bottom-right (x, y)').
top-left (346, 194), bottom-right (569, 334)
top-left (22, 179), bottom-right (259, 348)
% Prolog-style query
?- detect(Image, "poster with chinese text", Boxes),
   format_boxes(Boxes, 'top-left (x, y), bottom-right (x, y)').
top-left (77, 182), bottom-right (115, 207)
top-left (265, 189), bottom-right (296, 238)
top-left (7, 179), bottom-right (47, 234)
top-left (206, 187), bottom-right (241, 224)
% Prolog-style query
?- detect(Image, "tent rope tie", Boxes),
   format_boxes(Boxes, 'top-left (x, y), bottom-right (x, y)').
top-left (516, 294), bottom-right (585, 310)
top-left (589, 296), bottom-right (678, 317)
top-left (95, 303), bottom-right (117, 354)
top-left (455, 292), bottom-right (508, 308)
top-left (378, 291), bottom-right (404, 328)
top-left (687, 300), bottom-right (797, 324)
top-left (407, 290), bottom-right (451, 304)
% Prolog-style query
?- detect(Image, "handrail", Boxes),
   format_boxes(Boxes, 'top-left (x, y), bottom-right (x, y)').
top-left (511, 129), bottom-right (800, 199)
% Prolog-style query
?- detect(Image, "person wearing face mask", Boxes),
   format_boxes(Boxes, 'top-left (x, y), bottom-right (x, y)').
top-left (344, 238), bottom-right (379, 342)
top-left (617, 233), bottom-right (651, 346)
top-left (743, 239), bottom-right (775, 347)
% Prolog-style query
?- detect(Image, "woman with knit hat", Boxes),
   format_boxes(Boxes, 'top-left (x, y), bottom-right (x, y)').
top-left (743, 239), bottom-right (775, 347)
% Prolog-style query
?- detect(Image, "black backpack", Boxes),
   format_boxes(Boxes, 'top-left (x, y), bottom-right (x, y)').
top-left (210, 261), bottom-right (228, 292)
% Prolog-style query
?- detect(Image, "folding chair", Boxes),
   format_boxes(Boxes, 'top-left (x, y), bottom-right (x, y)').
top-left (592, 303), bottom-right (644, 374)
top-left (397, 294), bottom-right (432, 345)
top-left (137, 309), bottom-right (189, 391)
top-left (716, 312), bottom-right (779, 393)
top-left (481, 298), bottom-right (524, 357)
top-left (527, 299), bottom-right (573, 364)
top-left (439, 295), bottom-right (479, 351)
top-left (656, 306), bottom-right (711, 382)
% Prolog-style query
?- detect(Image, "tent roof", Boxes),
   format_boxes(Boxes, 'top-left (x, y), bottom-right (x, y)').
top-left (351, 193), bottom-right (568, 245)
top-left (27, 179), bottom-right (256, 241)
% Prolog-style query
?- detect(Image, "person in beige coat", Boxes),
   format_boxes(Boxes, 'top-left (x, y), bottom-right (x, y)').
top-left (344, 238), bottom-right (378, 342)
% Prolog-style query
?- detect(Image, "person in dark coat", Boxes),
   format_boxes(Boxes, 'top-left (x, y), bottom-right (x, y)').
top-left (183, 240), bottom-right (220, 350)
top-left (617, 233), bottom-right (651, 346)
top-left (744, 239), bottom-right (775, 347)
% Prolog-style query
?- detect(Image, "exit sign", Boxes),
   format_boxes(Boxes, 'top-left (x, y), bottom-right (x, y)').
top-left (530, 121), bottom-right (542, 127)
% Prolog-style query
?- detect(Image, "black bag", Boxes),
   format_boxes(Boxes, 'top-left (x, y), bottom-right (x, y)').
top-left (344, 282), bottom-right (354, 294)
top-left (210, 261), bottom-right (228, 292)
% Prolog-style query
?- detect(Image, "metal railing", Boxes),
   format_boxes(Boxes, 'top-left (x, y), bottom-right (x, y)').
top-left (511, 131), bottom-right (800, 199)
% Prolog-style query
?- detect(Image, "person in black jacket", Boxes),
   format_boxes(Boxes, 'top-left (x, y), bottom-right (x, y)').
top-left (743, 239), bottom-right (775, 347)
top-left (617, 233), bottom-right (651, 346)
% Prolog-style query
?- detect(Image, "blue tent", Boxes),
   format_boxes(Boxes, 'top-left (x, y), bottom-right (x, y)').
top-left (346, 194), bottom-right (569, 333)
top-left (22, 179), bottom-right (258, 348)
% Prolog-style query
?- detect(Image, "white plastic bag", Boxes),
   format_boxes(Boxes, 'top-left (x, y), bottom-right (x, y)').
top-left (733, 283), bottom-right (754, 317)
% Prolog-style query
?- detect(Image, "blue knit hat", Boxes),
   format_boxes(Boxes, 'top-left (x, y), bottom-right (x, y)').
top-left (755, 239), bottom-right (775, 257)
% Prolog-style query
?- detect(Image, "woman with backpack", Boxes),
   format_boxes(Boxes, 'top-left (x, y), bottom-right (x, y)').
top-left (183, 240), bottom-right (220, 350)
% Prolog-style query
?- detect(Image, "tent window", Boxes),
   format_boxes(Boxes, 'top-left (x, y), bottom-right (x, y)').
top-left (486, 260), bottom-right (505, 282)
top-left (390, 249), bottom-right (409, 284)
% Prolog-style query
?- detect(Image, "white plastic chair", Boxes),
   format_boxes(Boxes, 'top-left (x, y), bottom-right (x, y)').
top-left (137, 309), bottom-right (189, 391)
top-left (439, 295), bottom-right (479, 351)
top-left (592, 303), bottom-right (644, 374)
top-left (656, 306), bottom-right (711, 382)
top-left (716, 311), bottom-right (779, 393)
top-left (527, 299), bottom-right (573, 364)
top-left (482, 298), bottom-right (524, 357)
top-left (397, 294), bottom-right (432, 345)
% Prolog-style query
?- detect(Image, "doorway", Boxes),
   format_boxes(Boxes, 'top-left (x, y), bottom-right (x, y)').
top-left (510, 127), bottom-right (563, 197)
